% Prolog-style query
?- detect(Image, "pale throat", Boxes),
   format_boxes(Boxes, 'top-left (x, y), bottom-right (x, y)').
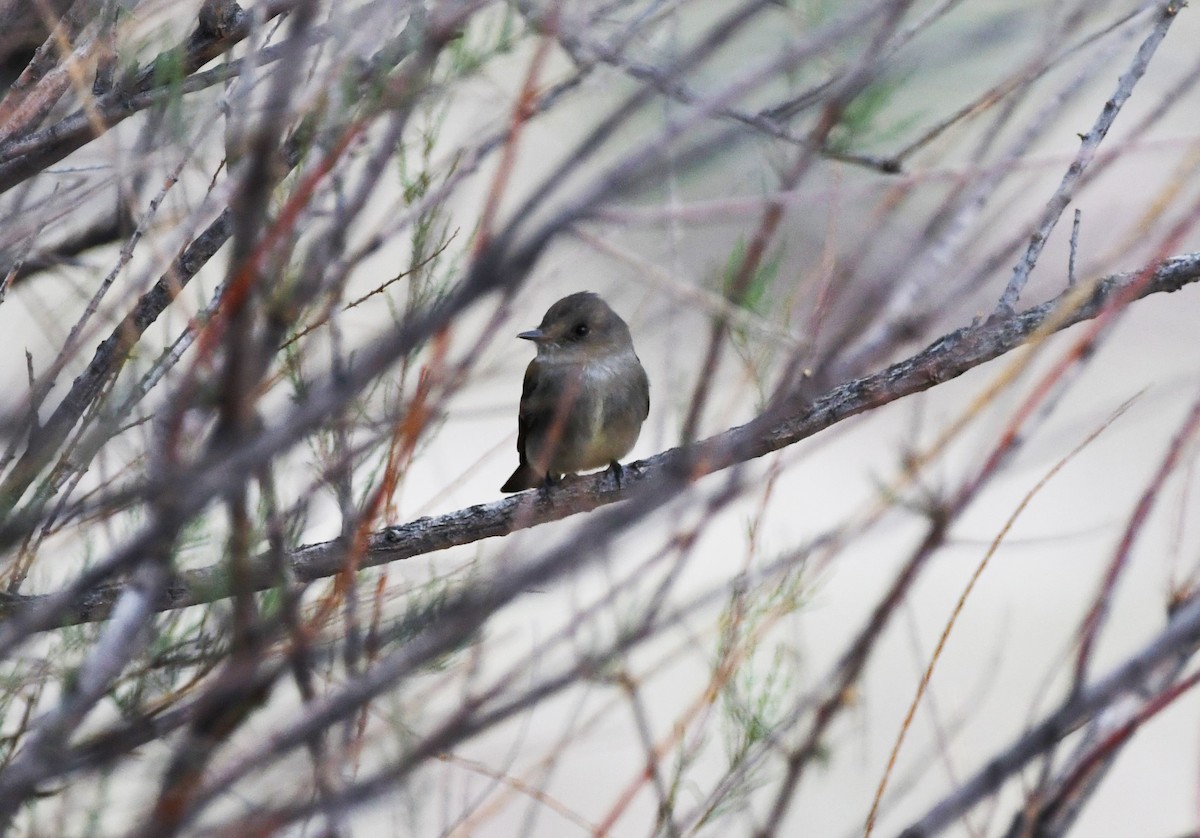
top-left (581, 347), bottom-right (639, 382)
top-left (536, 344), bottom-right (637, 377)
top-left (541, 345), bottom-right (638, 432)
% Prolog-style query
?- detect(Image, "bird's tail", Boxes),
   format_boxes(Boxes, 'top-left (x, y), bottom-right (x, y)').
top-left (500, 463), bottom-right (542, 493)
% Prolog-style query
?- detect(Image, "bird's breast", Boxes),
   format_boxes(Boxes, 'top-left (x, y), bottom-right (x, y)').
top-left (544, 352), bottom-right (646, 473)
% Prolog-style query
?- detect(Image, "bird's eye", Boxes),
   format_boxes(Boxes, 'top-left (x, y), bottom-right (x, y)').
top-left (573, 323), bottom-right (590, 338)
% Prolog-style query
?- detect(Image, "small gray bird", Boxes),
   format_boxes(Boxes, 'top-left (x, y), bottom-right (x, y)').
top-left (501, 292), bottom-right (650, 492)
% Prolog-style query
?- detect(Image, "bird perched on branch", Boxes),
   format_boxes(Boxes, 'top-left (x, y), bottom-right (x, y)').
top-left (501, 292), bottom-right (650, 493)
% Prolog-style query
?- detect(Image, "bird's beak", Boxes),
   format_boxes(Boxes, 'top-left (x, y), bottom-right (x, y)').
top-left (517, 329), bottom-right (545, 342)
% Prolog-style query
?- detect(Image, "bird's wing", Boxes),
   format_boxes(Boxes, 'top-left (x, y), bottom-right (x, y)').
top-left (516, 357), bottom-right (548, 465)
top-left (501, 359), bottom-right (557, 492)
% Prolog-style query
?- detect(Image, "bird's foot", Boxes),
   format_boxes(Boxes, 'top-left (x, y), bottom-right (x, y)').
top-left (606, 460), bottom-right (625, 489)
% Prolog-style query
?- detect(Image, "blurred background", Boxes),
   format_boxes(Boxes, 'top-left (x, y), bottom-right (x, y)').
top-left (0, 0), bottom-right (1199, 835)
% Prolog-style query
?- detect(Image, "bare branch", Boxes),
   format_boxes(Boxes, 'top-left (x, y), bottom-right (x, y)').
top-left (3, 249), bottom-right (1195, 626)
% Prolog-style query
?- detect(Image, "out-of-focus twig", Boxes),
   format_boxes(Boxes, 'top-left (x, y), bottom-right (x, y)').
top-left (994, 0), bottom-right (1182, 314)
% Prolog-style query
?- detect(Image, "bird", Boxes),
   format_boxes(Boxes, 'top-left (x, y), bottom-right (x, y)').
top-left (500, 291), bottom-right (650, 493)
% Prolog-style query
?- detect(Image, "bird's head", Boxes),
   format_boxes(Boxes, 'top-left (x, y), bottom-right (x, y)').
top-left (518, 291), bottom-right (634, 361)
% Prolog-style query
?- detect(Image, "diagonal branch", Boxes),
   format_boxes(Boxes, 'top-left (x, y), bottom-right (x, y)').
top-left (994, 0), bottom-right (1182, 314)
top-left (4, 250), bottom-right (1197, 628)
top-left (900, 591), bottom-right (1200, 838)
top-left (0, 0), bottom-right (299, 194)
